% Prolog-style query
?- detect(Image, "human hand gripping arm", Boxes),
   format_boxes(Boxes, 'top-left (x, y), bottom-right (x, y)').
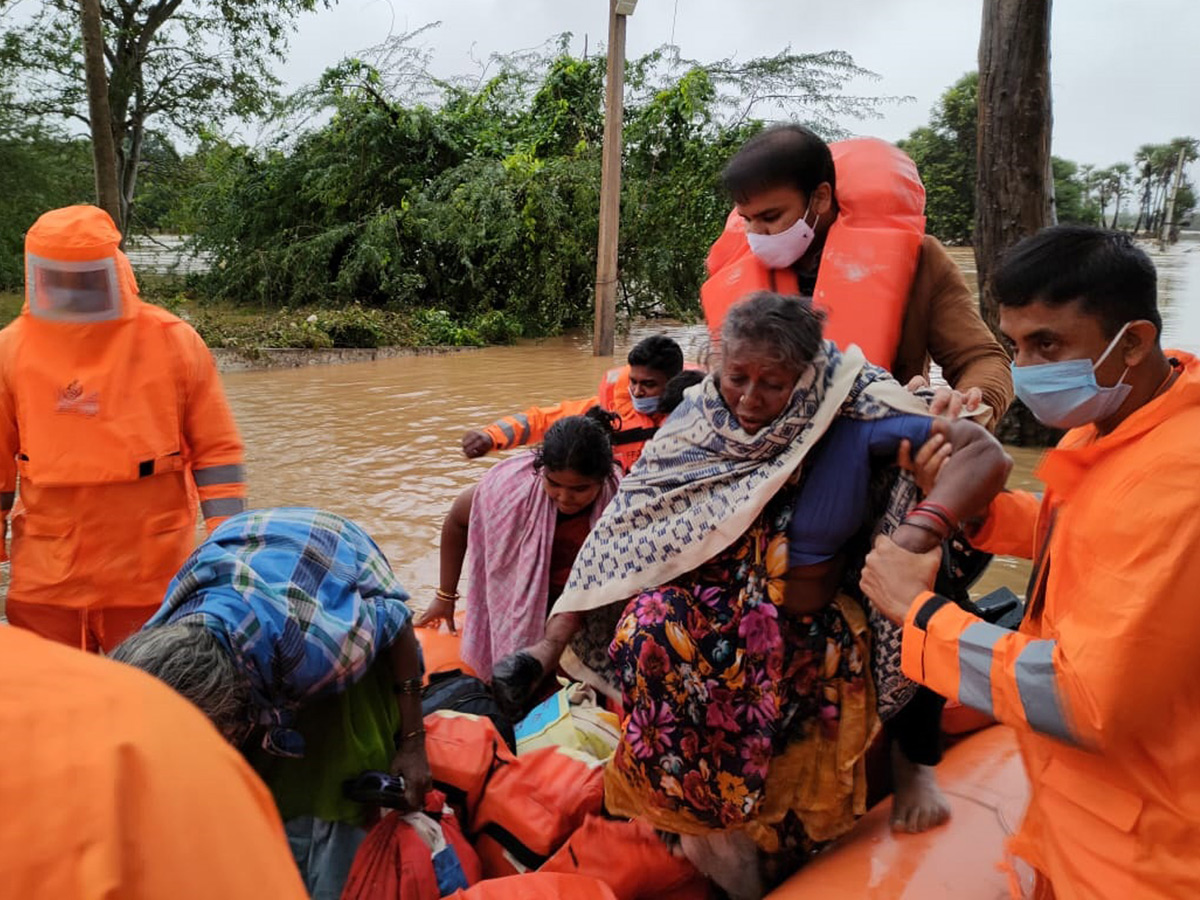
top-left (867, 452), bottom-right (1200, 751)
top-left (389, 624), bottom-right (433, 811)
top-left (414, 485), bottom-right (474, 632)
top-left (890, 417), bottom-right (1012, 557)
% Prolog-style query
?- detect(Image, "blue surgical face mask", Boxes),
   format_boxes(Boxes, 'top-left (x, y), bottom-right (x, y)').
top-left (1011, 322), bottom-right (1134, 429)
top-left (628, 385), bottom-right (660, 414)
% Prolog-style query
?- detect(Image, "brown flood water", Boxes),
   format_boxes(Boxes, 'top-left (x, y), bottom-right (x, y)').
top-left (223, 244), bottom-right (1200, 611)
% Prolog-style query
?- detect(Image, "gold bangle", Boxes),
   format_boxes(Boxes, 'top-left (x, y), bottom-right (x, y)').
top-left (435, 588), bottom-right (459, 603)
top-left (400, 727), bottom-right (426, 743)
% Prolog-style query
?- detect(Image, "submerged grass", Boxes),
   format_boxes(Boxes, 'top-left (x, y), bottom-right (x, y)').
top-left (0, 277), bottom-right (522, 351)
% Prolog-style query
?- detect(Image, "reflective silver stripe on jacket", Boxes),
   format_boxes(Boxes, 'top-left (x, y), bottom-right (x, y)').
top-left (201, 497), bottom-right (246, 520)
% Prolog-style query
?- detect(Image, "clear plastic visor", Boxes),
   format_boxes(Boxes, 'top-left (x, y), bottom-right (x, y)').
top-left (27, 254), bottom-right (121, 322)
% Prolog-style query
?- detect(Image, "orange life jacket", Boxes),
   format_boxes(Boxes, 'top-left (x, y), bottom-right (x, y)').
top-left (540, 816), bottom-right (713, 900)
top-left (469, 744), bottom-right (606, 878)
top-left (449, 873), bottom-right (620, 900)
top-left (700, 138), bottom-right (926, 369)
top-left (424, 710), bottom-right (516, 824)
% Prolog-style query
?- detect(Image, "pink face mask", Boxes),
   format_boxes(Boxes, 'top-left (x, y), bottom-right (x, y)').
top-left (746, 202), bottom-right (816, 269)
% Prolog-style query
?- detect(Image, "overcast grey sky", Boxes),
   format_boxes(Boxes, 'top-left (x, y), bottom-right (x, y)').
top-left (276, 0), bottom-right (1199, 175)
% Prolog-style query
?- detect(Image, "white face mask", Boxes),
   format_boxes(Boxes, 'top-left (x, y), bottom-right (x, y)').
top-left (746, 203), bottom-right (816, 269)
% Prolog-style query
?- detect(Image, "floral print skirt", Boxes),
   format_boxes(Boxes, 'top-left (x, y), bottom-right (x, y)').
top-left (604, 492), bottom-right (877, 854)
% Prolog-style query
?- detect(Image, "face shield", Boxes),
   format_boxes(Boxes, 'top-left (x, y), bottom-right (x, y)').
top-left (26, 253), bottom-right (122, 323)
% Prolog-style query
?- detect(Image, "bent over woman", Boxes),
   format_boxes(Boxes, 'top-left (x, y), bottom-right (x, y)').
top-left (418, 410), bottom-right (622, 684)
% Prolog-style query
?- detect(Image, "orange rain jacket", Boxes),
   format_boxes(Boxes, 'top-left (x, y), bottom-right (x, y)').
top-left (0, 206), bottom-right (245, 611)
top-left (0, 625), bottom-right (307, 899)
top-left (482, 365), bottom-right (660, 472)
top-left (900, 350), bottom-right (1200, 900)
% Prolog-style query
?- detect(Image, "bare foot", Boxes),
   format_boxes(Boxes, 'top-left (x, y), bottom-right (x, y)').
top-left (890, 741), bottom-right (952, 833)
top-left (679, 831), bottom-right (764, 900)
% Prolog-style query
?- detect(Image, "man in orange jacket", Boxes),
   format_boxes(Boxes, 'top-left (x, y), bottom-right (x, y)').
top-left (461, 334), bottom-right (685, 472)
top-left (0, 205), bottom-right (246, 652)
top-left (862, 226), bottom-right (1200, 900)
top-left (704, 125), bottom-right (1013, 422)
top-left (0, 624), bottom-right (307, 899)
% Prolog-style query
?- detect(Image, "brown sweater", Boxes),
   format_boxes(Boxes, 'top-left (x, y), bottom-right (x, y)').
top-left (890, 236), bottom-right (1013, 423)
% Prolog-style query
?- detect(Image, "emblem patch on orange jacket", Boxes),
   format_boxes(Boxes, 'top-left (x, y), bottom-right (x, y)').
top-left (56, 380), bottom-right (100, 416)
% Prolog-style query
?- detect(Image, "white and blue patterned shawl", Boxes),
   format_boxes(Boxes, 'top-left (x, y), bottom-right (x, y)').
top-left (553, 341), bottom-right (928, 622)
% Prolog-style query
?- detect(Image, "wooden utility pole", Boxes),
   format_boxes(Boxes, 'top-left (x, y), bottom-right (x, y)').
top-left (592, 0), bottom-right (631, 357)
top-left (81, 0), bottom-right (122, 232)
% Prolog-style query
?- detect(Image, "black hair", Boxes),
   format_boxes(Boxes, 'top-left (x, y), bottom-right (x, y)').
top-left (658, 370), bottom-right (706, 416)
top-left (721, 124), bottom-right (837, 204)
top-left (533, 408), bottom-right (616, 480)
top-left (994, 225), bottom-right (1161, 338)
top-left (626, 334), bottom-right (684, 378)
top-left (721, 292), bottom-right (826, 372)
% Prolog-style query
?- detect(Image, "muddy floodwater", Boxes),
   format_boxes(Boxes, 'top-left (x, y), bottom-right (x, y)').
top-left (222, 245), bottom-right (1199, 610)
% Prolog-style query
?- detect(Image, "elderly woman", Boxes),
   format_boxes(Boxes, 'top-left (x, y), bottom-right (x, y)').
top-left (112, 507), bottom-right (429, 900)
top-left (546, 293), bottom-right (1009, 898)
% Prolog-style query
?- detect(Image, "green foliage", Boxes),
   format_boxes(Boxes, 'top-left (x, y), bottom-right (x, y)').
top-left (1051, 157), bottom-right (1100, 225)
top-left (179, 34), bottom-right (894, 332)
top-left (898, 73), bottom-right (977, 243)
top-left (0, 71), bottom-right (95, 288)
top-left (900, 72), bottom-right (1186, 240)
top-left (2, 0), bottom-right (329, 231)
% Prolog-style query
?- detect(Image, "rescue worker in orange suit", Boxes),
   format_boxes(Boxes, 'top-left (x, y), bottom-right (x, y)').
top-left (703, 124), bottom-right (1013, 422)
top-left (0, 205), bottom-right (246, 652)
top-left (707, 125), bottom-right (1015, 833)
top-left (0, 625), bottom-right (308, 899)
top-left (862, 227), bottom-right (1200, 900)
top-left (461, 334), bottom-right (685, 472)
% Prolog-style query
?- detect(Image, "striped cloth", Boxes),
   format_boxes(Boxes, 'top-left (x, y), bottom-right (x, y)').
top-left (145, 507), bottom-right (413, 758)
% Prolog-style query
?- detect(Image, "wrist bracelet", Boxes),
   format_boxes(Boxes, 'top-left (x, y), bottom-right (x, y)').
top-left (399, 727), bottom-right (426, 743)
top-left (393, 676), bottom-right (423, 695)
top-left (914, 501), bottom-right (958, 530)
top-left (900, 517), bottom-right (947, 540)
top-left (435, 588), bottom-right (459, 603)
top-left (905, 509), bottom-right (952, 538)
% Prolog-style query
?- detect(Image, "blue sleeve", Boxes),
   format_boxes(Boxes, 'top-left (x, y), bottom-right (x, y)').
top-left (787, 415), bottom-right (930, 568)
top-left (864, 414), bottom-right (934, 456)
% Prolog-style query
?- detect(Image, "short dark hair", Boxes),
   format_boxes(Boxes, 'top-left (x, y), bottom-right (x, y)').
top-left (722, 292), bottom-right (826, 373)
top-left (533, 408), bottom-right (616, 480)
top-left (658, 369), bottom-right (706, 416)
top-left (627, 334), bottom-right (684, 378)
top-left (721, 124), bottom-right (836, 204)
top-left (994, 226), bottom-right (1161, 338)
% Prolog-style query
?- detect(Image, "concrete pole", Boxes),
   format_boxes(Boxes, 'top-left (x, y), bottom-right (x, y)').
top-left (592, 0), bottom-right (627, 357)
